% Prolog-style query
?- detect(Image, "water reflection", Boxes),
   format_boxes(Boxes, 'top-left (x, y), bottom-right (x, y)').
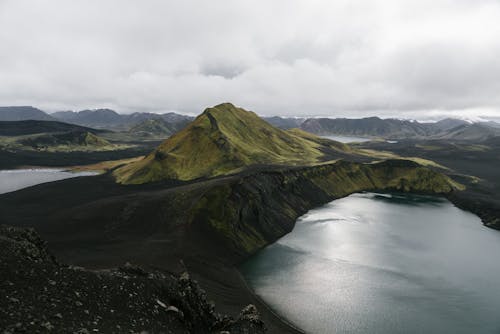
top-left (241, 192), bottom-right (500, 334)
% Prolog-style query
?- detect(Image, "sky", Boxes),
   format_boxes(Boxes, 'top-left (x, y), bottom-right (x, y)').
top-left (1, 0), bottom-right (500, 120)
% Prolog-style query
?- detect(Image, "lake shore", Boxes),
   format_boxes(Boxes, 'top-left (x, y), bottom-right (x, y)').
top-left (1, 163), bottom-right (496, 333)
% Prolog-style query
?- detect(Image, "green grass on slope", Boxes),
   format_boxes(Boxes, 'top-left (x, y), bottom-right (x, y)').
top-left (187, 159), bottom-right (462, 256)
top-left (114, 103), bottom-right (351, 183)
top-left (0, 131), bottom-right (129, 152)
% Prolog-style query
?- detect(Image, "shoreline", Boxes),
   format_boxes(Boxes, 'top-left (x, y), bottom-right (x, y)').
top-left (234, 268), bottom-right (305, 334)
top-left (2, 162), bottom-right (499, 333)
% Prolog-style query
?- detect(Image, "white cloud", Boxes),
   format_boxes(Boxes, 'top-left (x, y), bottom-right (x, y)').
top-left (0, 0), bottom-right (499, 119)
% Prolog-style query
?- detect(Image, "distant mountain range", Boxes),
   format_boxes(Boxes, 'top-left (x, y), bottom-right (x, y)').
top-left (267, 116), bottom-right (500, 141)
top-left (51, 109), bottom-right (193, 130)
top-left (0, 107), bottom-right (55, 121)
top-left (1, 105), bottom-right (499, 141)
top-left (297, 117), bottom-right (477, 139)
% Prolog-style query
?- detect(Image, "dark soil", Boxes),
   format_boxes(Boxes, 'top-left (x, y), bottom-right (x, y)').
top-left (0, 225), bottom-right (266, 334)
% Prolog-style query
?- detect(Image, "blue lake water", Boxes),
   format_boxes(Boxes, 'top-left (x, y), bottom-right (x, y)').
top-left (241, 192), bottom-right (500, 334)
top-left (0, 169), bottom-right (97, 194)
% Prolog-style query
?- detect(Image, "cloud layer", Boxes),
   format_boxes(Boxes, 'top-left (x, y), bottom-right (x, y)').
top-left (1, 0), bottom-right (500, 118)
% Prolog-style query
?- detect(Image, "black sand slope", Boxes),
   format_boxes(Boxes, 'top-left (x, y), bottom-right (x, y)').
top-left (0, 225), bottom-right (266, 334)
top-left (0, 160), bottom-right (458, 333)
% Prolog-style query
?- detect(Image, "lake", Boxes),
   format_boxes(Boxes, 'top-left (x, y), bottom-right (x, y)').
top-left (241, 192), bottom-right (500, 334)
top-left (0, 169), bottom-right (98, 194)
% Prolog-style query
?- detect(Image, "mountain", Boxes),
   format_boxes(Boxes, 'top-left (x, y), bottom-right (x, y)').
top-left (436, 123), bottom-right (500, 141)
top-left (52, 109), bottom-right (193, 130)
top-left (0, 120), bottom-right (117, 152)
top-left (114, 103), bottom-right (352, 183)
top-left (128, 118), bottom-right (179, 138)
top-left (52, 109), bottom-right (122, 128)
top-left (480, 121), bottom-right (500, 129)
top-left (300, 117), bottom-right (431, 138)
top-left (0, 106), bottom-right (55, 121)
top-left (0, 120), bottom-right (106, 136)
top-left (18, 131), bottom-right (112, 151)
top-left (263, 116), bottom-right (305, 129)
top-left (431, 118), bottom-right (469, 132)
top-left (298, 116), bottom-right (500, 141)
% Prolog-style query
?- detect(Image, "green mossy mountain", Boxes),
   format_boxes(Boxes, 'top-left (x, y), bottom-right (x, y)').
top-left (13, 131), bottom-right (114, 152)
top-left (114, 103), bottom-right (350, 183)
top-left (128, 118), bottom-right (178, 138)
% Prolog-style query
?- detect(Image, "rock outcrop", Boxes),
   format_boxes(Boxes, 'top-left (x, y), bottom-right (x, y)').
top-left (189, 159), bottom-right (461, 258)
top-left (0, 225), bottom-right (266, 334)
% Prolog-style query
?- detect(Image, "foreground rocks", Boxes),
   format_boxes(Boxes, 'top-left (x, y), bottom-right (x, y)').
top-left (0, 225), bottom-right (266, 333)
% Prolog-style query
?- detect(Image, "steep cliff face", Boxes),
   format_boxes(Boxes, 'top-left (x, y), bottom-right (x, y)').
top-left (188, 159), bottom-right (460, 259)
top-left (0, 159), bottom-right (462, 333)
top-left (0, 159), bottom-right (460, 267)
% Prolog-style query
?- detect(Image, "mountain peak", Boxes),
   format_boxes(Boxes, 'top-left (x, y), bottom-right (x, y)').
top-left (114, 103), bottom-right (348, 184)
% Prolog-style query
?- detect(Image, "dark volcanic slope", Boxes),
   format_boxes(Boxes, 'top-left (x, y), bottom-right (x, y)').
top-left (0, 120), bottom-right (106, 136)
top-left (0, 160), bottom-right (457, 265)
top-left (0, 225), bottom-right (265, 334)
top-left (0, 159), bottom-right (456, 333)
top-left (0, 144), bottom-right (158, 170)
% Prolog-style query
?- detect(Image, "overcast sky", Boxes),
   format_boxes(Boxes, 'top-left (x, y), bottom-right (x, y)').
top-left (1, 0), bottom-right (500, 119)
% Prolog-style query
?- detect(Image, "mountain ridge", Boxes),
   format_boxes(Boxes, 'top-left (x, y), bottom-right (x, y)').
top-left (52, 109), bottom-right (192, 130)
top-left (114, 103), bottom-right (352, 183)
top-left (0, 106), bottom-right (55, 121)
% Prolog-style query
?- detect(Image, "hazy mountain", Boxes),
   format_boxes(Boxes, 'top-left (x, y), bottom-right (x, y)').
top-left (114, 103), bottom-right (351, 183)
top-left (296, 116), bottom-right (499, 141)
top-left (0, 106), bottom-right (55, 121)
top-left (52, 109), bottom-right (193, 130)
top-left (436, 123), bottom-right (500, 141)
top-left (263, 116), bottom-right (305, 129)
top-left (431, 118), bottom-right (470, 132)
top-left (300, 117), bottom-right (431, 139)
top-left (51, 109), bottom-right (123, 128)
top-left (480, 121), bottom-right (500, 129)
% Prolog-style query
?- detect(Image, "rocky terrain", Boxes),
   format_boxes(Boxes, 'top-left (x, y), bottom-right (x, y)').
top-left (0, 225), bottom-right (265, 333)
top-left (0, 158), bottom-right (459, 333)
top-left (3, 102), bottom-right (496, 334)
